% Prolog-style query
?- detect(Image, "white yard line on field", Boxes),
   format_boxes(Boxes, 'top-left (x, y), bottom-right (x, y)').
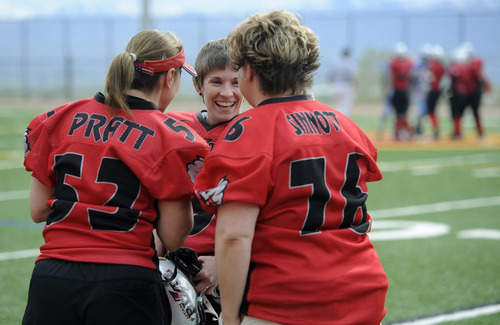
top-left (1, 196), bottom-right (499, 258)
top-left (378, 152), bottom-right (500, 173)
top-left (390, 302), bottom-right (500, 325)
top-left (0, 160), bottom-right (23, 170)
top-left (0, 190), bottom-right (29, 201)
top-left (370, 196), bottom-right (500, 219)
top-left (457, 229), bottom-right (500, 240)
top-left (0, 248), bottom-right (39, 261)
top-left (2, 195), bottom-right (500, 323)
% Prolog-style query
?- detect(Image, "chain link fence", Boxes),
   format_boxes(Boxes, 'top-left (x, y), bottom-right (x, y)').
top-left (1, 11), bottom-right (498, 104)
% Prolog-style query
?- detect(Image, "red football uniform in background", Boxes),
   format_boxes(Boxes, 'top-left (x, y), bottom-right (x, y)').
top-left (389, 56), bottom-right (413, 91)
top-left (448, 60), bottom-right (474, 138)
top-left (469, 57), bottom-right (485, 89)
top-left (24, 93), bottom-right (208, 270)
top-left (448, 61), bottom-right (474, 95)
top-left (426, 58), bottom-right (446, 136)
top-left (466, 56), bottom-right (489, 137)
top-left (389, 56), bottom-right (414, 140)
top-left (164, 110), bottom-right (233, 255)
top-left (428, 58), bottom-right (446, 92)
top-left (195, 94), bottom-right (388, 325)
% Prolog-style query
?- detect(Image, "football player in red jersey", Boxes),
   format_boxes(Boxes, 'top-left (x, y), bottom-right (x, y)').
top-left (194, 10), bottom-right (388, 325)
top-left (425, 44), bottom-right (446, 140)
top-left (161, 38), bottom-right (243, 324)
top-left (22, 29), bottom-right (209, 325)
top-left (460, 42), bottom-right (491, 138)
top-left (388, 42), bottom-right (414, 141)
top-left (447, 47), bottom-right (474, 139)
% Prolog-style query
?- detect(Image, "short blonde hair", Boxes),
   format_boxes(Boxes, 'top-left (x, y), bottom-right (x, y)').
top-left (227, 10), bottom-right (320, 95)
top-left (105, 29), bottom-right (182, 115)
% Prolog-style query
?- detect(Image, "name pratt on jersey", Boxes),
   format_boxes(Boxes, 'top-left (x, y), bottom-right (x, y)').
top-left (286, 110), bottom-right (342, 136)
top-left (68, 113), bottom-right (155, 150)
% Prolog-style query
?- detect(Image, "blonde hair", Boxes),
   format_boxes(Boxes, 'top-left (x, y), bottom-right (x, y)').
top-left (227, 10), bottom-right (320, 95)
top-left (105, 29), bottom-right (182, 115)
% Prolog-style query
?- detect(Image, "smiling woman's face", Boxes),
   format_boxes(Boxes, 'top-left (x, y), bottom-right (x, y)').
top-left (200, 65), bottom-right (242, 125)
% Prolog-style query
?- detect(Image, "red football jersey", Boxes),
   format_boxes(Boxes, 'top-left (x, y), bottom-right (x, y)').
top-left (389, 57), bottom-right (414, 91)
top-left (195, 95), bottom-right (388, 324)
top-left (164, 110), bottom-right (235, 255)
top-left (24, 93), bottom-right (209, 269)
top-left (427, 59), bottom-right (445, 91)
top-left (469, 57), bottom-right (484, 84)
top-left (448, 62), bottom-right (475, 94)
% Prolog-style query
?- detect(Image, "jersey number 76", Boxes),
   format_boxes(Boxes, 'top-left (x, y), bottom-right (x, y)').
top-left (290, 153), bottom-right (370, 236)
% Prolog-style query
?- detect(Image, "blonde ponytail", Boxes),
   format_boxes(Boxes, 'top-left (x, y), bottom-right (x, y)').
top-left (103, 30), bottom-right (183, 116)
top-left (105, 52), bottom-right (135, 116)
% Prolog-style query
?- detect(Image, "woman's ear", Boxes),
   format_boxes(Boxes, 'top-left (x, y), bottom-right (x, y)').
top-left (242, 63), bottom-right (254, 82)
top-left (164, 68), bottom-right (177, 88)
top-left (193, 82), bottom-right (203, 97)
top-left (193, 82), bottom-right (205, 104)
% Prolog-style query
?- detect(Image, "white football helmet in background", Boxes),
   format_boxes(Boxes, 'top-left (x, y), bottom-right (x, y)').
top-left (393, 42), bottom-right (409, 57)
top-left (431, 44), bottom-right (446, 61)
top-left (159, 257), bottom-right (201, 325)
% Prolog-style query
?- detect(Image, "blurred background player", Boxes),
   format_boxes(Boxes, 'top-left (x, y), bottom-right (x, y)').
top-left (195, 10), bottom-right (388, 325)
top-left (424, 44), bottom-right (447, 140)
top-left (161, 38), bottom-right (243, 324)
top-left (460, 41), bottom-right (492, 138)
top-left (22, 29), bottom-right (208, 325)
top-left (447, 46), bottom-right (473, 139)
top-left (412, 43), bottom-right (433, 137)
top-left (377, 58), bottom-right (394, 139)
top-left (387, 42), bottom-right (414, 141)
top-left (328, 47), bottom-right (357, 116)
top-left (413, 43), bottom-right (447, 140)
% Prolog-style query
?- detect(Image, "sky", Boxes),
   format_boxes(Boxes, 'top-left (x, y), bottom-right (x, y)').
top-left (1, 0), bottom-right (499, 94)
top-left (1, 0), bottom-right (500, 20)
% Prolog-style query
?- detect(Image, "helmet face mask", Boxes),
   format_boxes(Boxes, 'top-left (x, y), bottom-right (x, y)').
top-left (160, 258), bottom-right (202, 325)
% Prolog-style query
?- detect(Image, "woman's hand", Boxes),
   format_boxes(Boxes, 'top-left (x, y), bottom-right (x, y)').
top-left (192, 255), bottom-right (217, 294)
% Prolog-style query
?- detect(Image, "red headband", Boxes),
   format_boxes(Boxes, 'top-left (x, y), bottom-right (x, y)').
top-left (134, 46), bottom-right (197, 77)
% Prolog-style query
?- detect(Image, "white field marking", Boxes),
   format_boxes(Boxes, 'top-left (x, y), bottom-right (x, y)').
top-left (0, 148), bottom-right (23, 157)
top-left (0, 190), bottom-right (29, 201)
top-left (370, 196), bottom-right (500, 219)
top-left (458, 229), bottom-right (500, 240)
top-left (369, 221), bottom-right (450, 241)
top-left (390, 303), bottom-right (500, 325)
top-left (473, 167), bottom-right (500, 178)
top-left (0, 160), bottom-right (23, 170)
top-left (0, 248), bottom-right (39, 261)
top-left (378, 152), bottom-right (500, 173)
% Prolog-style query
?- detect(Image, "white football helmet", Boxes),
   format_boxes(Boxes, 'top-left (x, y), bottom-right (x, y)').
top-left (431, 44), bottom-right (445, 61)
top-left (419, 43), bottom-right (433, 59)
top-left (451, 48), bottom-right (468, 64)
top-left (159, 257), bottom-right (201, 325)
top-left (393, 42), bottom-right (408, 57)
top-left (459, 41), bottom-right (474, 60)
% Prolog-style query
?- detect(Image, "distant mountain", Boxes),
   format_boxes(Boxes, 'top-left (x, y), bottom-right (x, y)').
top-left (0, 3), bottom-right (498, 101)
